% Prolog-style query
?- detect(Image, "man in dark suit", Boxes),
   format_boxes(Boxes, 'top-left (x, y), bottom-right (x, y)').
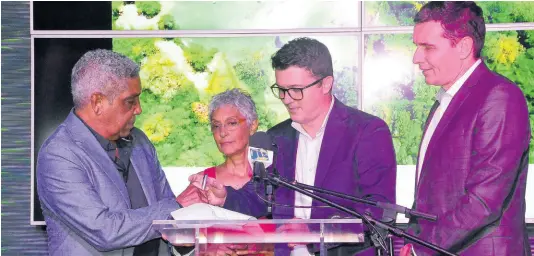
top-left (267, 37), bottom-right (397, 256)
top-left (401, 2), bottom-right (531, 255)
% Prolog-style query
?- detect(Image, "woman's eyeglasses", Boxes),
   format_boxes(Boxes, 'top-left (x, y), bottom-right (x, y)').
top-left (210, 118), bottom-right (246, 132)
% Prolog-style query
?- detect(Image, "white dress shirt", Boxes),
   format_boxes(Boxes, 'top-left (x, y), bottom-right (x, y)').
top-left (290, 96), bottom-right (335, 256)
top-left (416, 59), bottom-right (482, 184)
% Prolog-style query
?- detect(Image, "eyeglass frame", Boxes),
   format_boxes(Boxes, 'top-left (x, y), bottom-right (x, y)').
top-left (210, 117), bottom-right (247, 133)
top-left (270, 76), bottom-right (328, 101)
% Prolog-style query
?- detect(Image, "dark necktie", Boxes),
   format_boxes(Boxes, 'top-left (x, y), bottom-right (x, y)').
top-left (113, 138), bottom-right (132, 182)
top-left (423, 100), bottom-right (440, 132)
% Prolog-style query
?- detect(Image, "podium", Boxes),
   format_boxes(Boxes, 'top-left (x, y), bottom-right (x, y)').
top-left (154, 219), bottom-right (365, 256)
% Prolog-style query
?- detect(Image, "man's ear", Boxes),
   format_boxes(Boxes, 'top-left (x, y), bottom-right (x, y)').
top-left (457, 36), bottom-right (474, 60)
top-left (321, 76), bottom-right (334, 94)
top-left (90, 93), bottom-right (104, 115)
top-left (249, 119), bottom-right (259, 135)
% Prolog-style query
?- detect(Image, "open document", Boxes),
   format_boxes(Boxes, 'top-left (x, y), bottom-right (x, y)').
top-left (171, 203), bottom-right (257, 221)
top-left (170, 203), bottom-right (265, 235)
top-left (168, 204), bottom-right (267, 255)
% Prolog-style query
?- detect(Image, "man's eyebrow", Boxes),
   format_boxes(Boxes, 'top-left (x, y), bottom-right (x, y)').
top-left (125, 93), bottom-right (141, 100)
top-left (415, 42), bottom-right (435, 47)
top-left (278, 84), bottom-right (301, 89)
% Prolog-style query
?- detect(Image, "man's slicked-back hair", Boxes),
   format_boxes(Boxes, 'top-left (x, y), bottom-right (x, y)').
top-left (271, 37), bottom-right (333, 78)
top-left (71, 49), bottom-right (140, 108)
top-left (415, 1), bottom-right (486, 58)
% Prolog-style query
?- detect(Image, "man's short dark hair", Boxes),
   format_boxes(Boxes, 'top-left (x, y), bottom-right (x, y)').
top-left (271, 37), bottom-right (333, 78)
top-left (415, 1), bottom-right (485, 58)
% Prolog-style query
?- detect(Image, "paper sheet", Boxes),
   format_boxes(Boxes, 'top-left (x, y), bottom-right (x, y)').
top-left (171, 203), bottom-right (257, 221)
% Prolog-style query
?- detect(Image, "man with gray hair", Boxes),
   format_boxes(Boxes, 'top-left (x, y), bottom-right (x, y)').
top-left (37, 49), bottom-right (207, 256)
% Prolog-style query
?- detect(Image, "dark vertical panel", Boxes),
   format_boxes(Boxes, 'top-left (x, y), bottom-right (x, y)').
top-left (32, 1), bottom-right (111, 30)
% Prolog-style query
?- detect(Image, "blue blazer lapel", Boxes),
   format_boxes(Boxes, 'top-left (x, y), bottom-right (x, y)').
top-left (66, 110), bottom-right (131, 207)
top-left (130, 144), bottom-right (157, 204)
top-left (272, 125), bottom-right (298, 218)
top-left (414, 100), bottom-right (440, 194)
top-left (314, 99), bottom-right (348, 189)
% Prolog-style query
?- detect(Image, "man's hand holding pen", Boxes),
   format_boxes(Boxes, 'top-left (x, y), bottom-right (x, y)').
top-left (175, 178), bottom-right (208, 207)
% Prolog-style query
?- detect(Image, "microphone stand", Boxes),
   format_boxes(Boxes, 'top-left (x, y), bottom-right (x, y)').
top-left (262, 173), bottom-right (458, 256)
top-left (255, 162), bottom-right (275, 219)
top-left (291, 182), bottom-right (437, 256)
top-left (263, 143), bottom-right (279, 219)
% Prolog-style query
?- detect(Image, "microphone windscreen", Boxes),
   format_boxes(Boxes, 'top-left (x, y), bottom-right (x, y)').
top-left (249, 131), bottom-right (273, 151)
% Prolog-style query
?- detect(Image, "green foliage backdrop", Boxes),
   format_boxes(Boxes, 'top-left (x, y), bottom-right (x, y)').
top-left (112, 1), bottom-right (534, 166)
top-left (112, 1), bottom-right (360, 30)
top-left (364, 1), bottom-right (534, 26)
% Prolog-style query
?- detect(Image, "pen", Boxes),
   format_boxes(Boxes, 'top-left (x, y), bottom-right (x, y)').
top-left (201, 174), bottom-right (208, 190)
top-left (411, 245), bottom-right (418, 256)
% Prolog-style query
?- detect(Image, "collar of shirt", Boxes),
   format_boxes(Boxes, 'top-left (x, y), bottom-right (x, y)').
top-left (291, 95), bottom-right (335, 139)
top-left (435, 59), bottom-right (481, 108)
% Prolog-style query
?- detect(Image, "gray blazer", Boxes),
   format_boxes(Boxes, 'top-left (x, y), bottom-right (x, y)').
top-left (37, 110), bottom-right (180, 256)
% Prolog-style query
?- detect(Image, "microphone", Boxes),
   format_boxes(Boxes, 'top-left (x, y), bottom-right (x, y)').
top-left (248, 131), bottom-right (274, 179)
top-left (248, 131), bottom-right (276, 216)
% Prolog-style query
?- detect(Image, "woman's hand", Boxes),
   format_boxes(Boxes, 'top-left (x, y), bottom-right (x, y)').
top-left (189, 173), bottom-right (227, 207)
top-left (399, 244), bottom-right (417, 256)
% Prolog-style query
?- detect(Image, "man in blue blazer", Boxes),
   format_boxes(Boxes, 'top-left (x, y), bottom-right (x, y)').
top-left (36, 49), bottom-right (206, 256)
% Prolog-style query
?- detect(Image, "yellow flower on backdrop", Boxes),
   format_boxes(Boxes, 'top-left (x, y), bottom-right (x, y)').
top-left (191, 102), bottom-right (209, 124)
top-left (142, 113), bottom-right (173, 143)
